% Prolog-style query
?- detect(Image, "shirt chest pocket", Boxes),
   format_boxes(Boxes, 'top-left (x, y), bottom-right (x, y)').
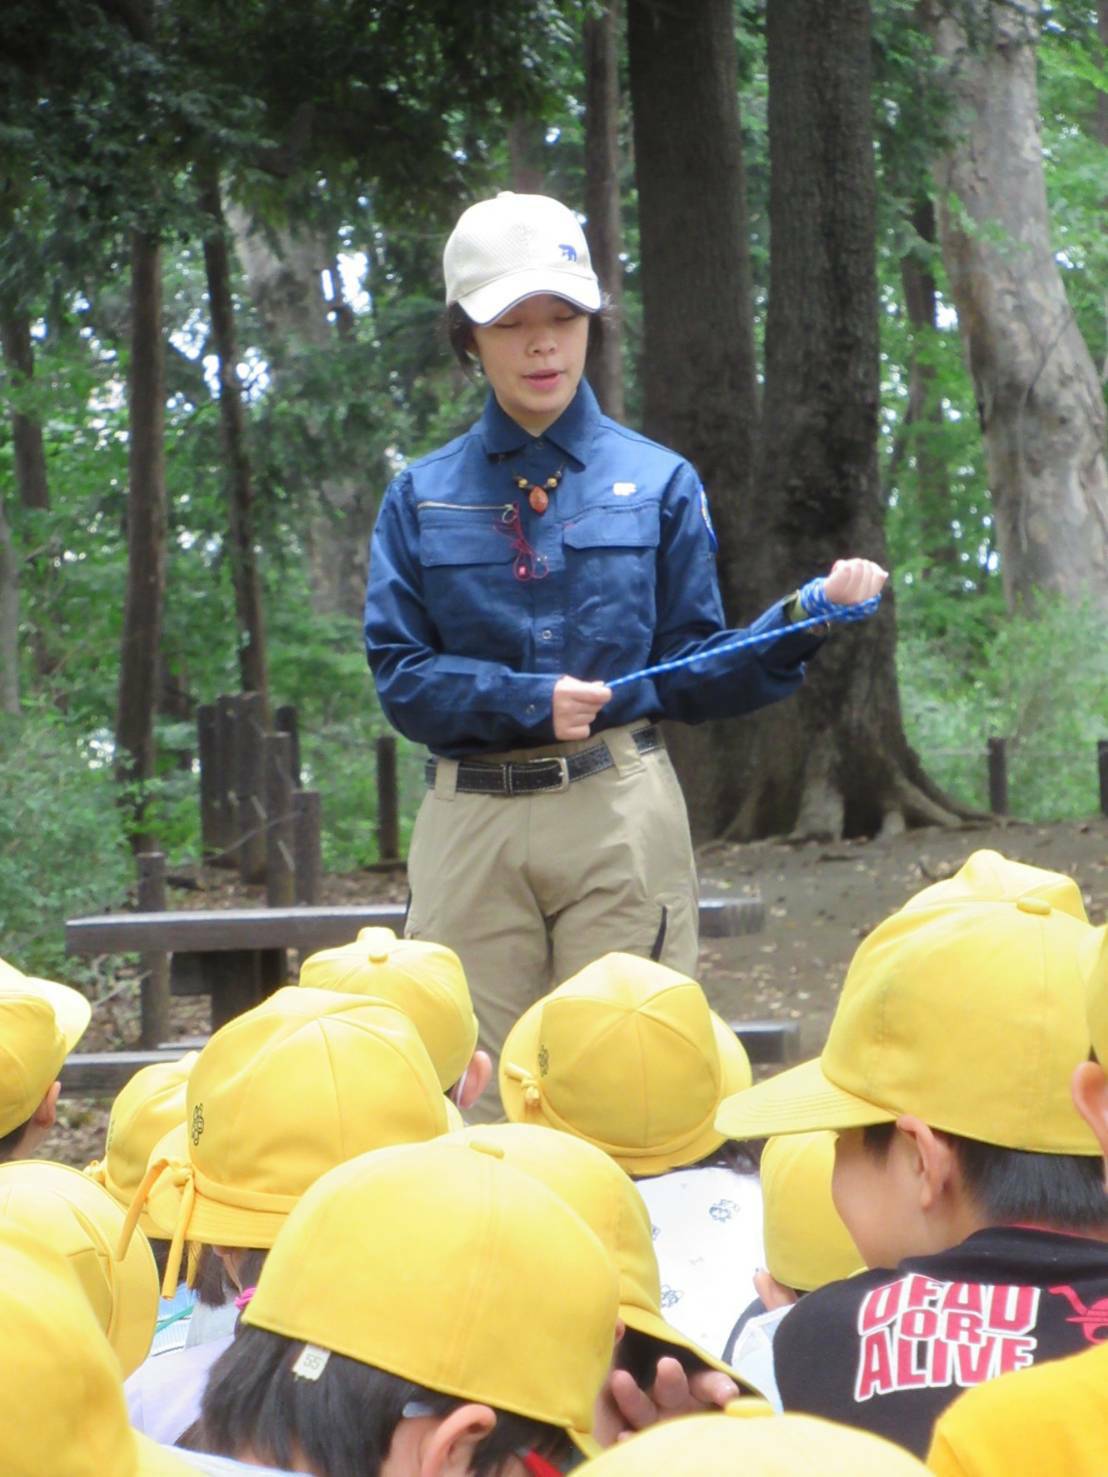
top-left (417, 510), bottom-right (520, 652)
top-left (562, 503), bottom-right (661, 640)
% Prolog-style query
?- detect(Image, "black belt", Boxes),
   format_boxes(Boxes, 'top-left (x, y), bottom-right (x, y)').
top-left (426, 726), bottom-right (663, 797)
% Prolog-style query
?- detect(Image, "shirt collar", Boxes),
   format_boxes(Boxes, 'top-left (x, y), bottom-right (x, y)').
top-left (479, 379), bottom-right (602, 467)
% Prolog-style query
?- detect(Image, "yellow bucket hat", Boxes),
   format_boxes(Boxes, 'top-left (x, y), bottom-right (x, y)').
top-left (572, 1402), bottom-right (928, 1474)
top-left (299, 926), bottom-right (478, 1089)
top-left (760, 1132), bottom-right (863, 1292)
top-left (0, 955), bottom-right (91, 1048)
top-left (716, 852), bottom-right (1100, 1153)
top-left (122, 986), bottom-right (449, 1294)
top-left (0, 1160), bottom-right (158, 1376)
top-left (0, 1227), bottom-right (195, 1475)
top-left (499, 953), bottom-right (752, 1176)
top-left (243, 1138), bottom-right (620, 1458)
top-left (86, 1052), bottom-right (197, 1230)
top-left (449, 1122), bottom-right (753, 1387)
top-left (0, 959), bottom-right (90, 1138)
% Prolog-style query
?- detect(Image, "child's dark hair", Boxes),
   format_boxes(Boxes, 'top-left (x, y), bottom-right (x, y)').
top-left (190, 1323), bottom-right (574, 1477)
top-left (614, 1325), bottom-right (705, 1388)
top-left (0, 1115), bottom-right (31, 1162)
top-left (862, 1123), bottom-right (1108, 1231)
top-left (192, 1244), bottom-right (268, 1306)
top-left (445, 297), bottom-right (611, 372)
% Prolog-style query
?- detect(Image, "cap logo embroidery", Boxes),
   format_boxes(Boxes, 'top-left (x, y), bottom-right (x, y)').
top-left (558, 243), bottom-right (578, 261)
top-left (538, 1043), bottom-right (550, 1077)
top-left (190, 1103), bottom-right (205, 1145)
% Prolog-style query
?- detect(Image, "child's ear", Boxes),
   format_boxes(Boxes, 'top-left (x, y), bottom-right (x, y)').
top-left (1071, 1062), bottom-right (1108, 1173)
top-left (418, 1403), bottom-right (497, 1477)
top-left (894, 1115), bottom-right (954, 1212)
top-left (457, 1052), bottom-right (493, 1112)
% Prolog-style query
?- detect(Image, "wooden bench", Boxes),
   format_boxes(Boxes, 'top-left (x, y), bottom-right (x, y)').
top-left (59, 1015), bottom-right (799, 1098)
top-left (65, 896), bottom-right (765, 1030)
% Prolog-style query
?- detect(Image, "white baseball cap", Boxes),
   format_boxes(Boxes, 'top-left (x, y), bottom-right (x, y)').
top-left (443, 192), bottom-right (601, 325)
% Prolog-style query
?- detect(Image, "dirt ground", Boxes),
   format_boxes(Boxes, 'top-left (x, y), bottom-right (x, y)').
top-left (45, 815), bottom-right (1108, 1167)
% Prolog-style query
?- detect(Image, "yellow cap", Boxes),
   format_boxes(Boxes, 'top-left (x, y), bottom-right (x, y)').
top-left (86, 1053), bottom-right (196, 1232)
top-left (1083, 926), bottom-right (1108, 1062)
top-left (125, 986), bottom-right (449, 1294)
top-left (449, 1122), bottom-right (748, 1385)
top-left (902, 849), bottom-right (1088, 919)
top-left (0, 1160), bottom-right (157, 1376)
top-left (299, 926), bottom-right (478, 1089)
top-left (0, 959), bottom-right (90, 1138)
top-left (716, 853), bottom-right (1100, 1153)
top-left (243, 1138), bottom-right (620, 1457)
top-left (500, 954), bottom-right (752, 1176)
top-left (0, 1227), bottom-right (195, 1475)
top-left (760, 1133), bottom-right (863, 1292)
top-left (573, 1403), bottom-right (928, 1474)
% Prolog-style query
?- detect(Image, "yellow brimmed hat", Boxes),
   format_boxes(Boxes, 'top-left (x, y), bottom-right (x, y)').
top-left (573, 1403), bottom-right (928, 1474)
top-left (0, 1160), bottom-right (157, 1376)
top-left (299, 926), bottom-right (478, 1089)
top-left (122, 986), bottom-right (448, 1294)
top-left (0, 959), bottom-right (90, 1138)
top-left (760, 1133), bottom-right (863, 1292)
top-left (0, 955), bottom-right (91, 1049)
top-left (244, 1138), bottom-right (620, 1457)
top-left (716, 852), bottom-right (1100, 1153)
top-left (500, 954), bottom-right (752, 1176)
top-left (449, 1122), bottom-right (753, 1387)
top-left (86, 1052), bottom-right (196, 1231)
top-left (0, 1228), bottom-right (195, 1475)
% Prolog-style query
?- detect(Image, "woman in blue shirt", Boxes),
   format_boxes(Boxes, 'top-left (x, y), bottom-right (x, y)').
top-left (364, 192), bottom-right (885, 1108)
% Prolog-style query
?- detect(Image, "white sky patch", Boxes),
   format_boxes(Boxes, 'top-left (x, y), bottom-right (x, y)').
top-left (326, 253), bottom-right (371, 314)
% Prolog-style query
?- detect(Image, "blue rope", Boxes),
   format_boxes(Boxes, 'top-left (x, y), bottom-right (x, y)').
top-left (605, 594), bottom-right (882, 691)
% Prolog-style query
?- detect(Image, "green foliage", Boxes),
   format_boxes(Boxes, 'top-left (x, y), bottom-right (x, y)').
top-left (899, 596), bottom-right (1108, 821)
top-left (0, 713), bottom-right (131, 976)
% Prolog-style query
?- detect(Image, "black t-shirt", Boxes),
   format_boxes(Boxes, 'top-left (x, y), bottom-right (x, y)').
top-left (773, 1226), bottom-right (1108, 1457)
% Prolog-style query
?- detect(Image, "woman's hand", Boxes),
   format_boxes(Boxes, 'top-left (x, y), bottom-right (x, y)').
top-left (552, 675), bottom-right (612, 741)
top-left (822, 557), bottom-right (888, 605)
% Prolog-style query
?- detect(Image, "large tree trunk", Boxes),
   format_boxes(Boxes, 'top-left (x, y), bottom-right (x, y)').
top-left (627, 0), bottom-right (761, 838)
top-left (227, 205), bottom-right (373, 620)
top-left (729, 0), bottom-right (969, 841)
top-left (115, 232), bottom-right (168, 851)
top-left (583, 0), bottom-right (625, 420)
top-left (0, 494), bottom-right (19, 714)
top-left (200, 166), bottom-right (270, 715)
top-left (0, 314), bottom-right (50, 510)
top-left (924, 0), bottom-right (1108, 613)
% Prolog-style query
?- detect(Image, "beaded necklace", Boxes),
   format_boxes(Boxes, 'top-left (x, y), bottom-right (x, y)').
top-left (511, 464), bottom-right (565, 515)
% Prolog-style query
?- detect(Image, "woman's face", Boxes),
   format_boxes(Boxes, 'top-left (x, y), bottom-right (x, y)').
top-left (470, 294), bottom-right (590, 435)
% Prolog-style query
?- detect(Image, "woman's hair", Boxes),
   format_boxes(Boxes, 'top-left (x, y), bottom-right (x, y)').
top-left (444, 296), bottom-right (613, 373)
top-left (192, 1244), bottom-right (269, 1306)
top-left (190, 1323), bottom-right (574, 1477)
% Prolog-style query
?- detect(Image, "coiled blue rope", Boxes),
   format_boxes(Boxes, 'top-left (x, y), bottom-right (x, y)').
top-left (606, 581), bottom-right (882, 691)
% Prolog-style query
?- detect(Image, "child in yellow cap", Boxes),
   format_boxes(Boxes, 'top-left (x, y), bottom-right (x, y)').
top-left (299, 925), bottom-right (493, 1113)
top-left (713, 851), bottom-right (1108, 1459)
top-left (121, 985), bottom-right (449, 1447)
top-left (573, 1402), bottom-right (928, 1475)
top-left (0, 955), bottom-right (90, 1160)
top-left (723, 1132), bottom-right (864, 1408)
top-left (86, 1052), bottom-right (199, 1354)
top-left (195, 1137), bottom-right (620, 1474)
top-left (924, 920), bottom-right (1108, 1477)
top-left (499, 951), bottom-right (761, 1356)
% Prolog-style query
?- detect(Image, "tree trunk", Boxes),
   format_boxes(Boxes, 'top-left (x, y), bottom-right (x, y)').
top-left (583, 0), bottom-right (625, 420)
top-left (0, 493), bottom-right (19, 714)
top-left (0, 314), bottom-right (50, 510)
top-left (924, 0), bottom-right (1108, 614)
top-left (627, 0), bottom-right (761, 838)
top-left (199, 166), bottom-right (270, 715)
top-left (115, 232), bottom-right (168, 851)
top-left (729, 0), bottom-right (970, 841)
top-left (897, 199), bottom-right (959, 579)
top-left (227, 204), bottom-right (374, 620)
top-left (507, 114), bottom-right (547, 193)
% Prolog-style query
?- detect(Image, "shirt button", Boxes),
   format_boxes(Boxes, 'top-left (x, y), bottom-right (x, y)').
top-left (526, 703), bottom-right (537, 715)
top-left (541, 629), bottom-right (553, 641)
top-left (534, 437), bottom-right (545, 448)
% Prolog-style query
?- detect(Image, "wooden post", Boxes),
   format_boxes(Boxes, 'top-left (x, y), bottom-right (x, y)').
top-left (214, 693), bottom-right (239, 866)
top-left (197, 703), bottom-right (220, 858)
top-left (294, 789), bottom-right (322, 905)
top-left (987, 736), bottom-right (1008, 816)
top-left (236, 692), bottom-right (267, 884)
top-left (275, 705), bottom-right (301, 789)
top-left (1099, 740), bottom-right (1108, 818)
top-left (376, 735), bottom-right (399, 861)
top-left (136, 852), bottom-right (171, 1048)
top-left (265, 732), bottom-right (295, 907)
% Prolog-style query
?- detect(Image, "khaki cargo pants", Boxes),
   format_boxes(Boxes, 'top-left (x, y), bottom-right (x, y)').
top-left (405, 722), bottom-right (699, 1119)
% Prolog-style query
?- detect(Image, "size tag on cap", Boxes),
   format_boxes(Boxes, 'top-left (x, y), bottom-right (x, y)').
top-left (292, 1344), bottom-right (332, 1381)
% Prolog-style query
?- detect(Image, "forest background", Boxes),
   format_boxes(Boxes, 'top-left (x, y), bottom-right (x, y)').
top-left (1, 0), bottom-right (1106, 981)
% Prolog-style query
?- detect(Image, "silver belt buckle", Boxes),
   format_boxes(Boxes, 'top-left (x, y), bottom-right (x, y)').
top-left (552, 756), bottom-right (571, 791)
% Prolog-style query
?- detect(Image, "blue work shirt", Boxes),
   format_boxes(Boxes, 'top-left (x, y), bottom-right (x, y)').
top-left (364, 380), bottom-right (822, 756)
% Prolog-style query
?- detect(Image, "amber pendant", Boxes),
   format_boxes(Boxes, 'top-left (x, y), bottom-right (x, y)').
top-left (528, 486), bottom-right (549, 515)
